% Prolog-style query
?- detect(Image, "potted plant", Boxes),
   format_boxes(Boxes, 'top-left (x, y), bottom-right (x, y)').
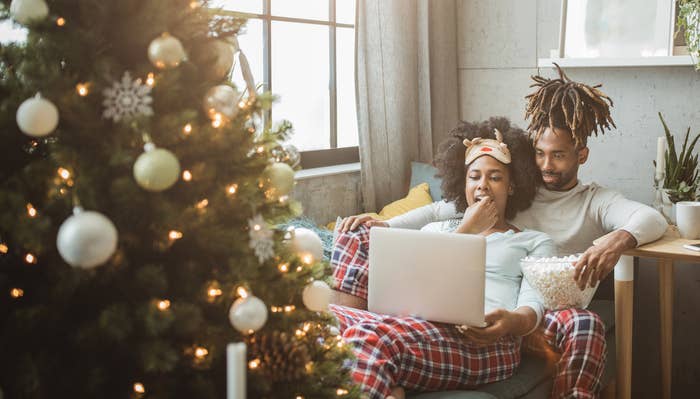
top-left (657, 113), bottom-right (700, 222)
top-left (677, 0), bottom-right (700, 69)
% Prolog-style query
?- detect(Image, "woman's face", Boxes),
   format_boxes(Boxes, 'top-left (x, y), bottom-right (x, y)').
top-left (465, 155), bottom-right (511, 219)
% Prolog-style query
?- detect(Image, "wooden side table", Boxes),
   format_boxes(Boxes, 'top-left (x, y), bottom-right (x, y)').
top-left (613, 233), bottom-right (700, 399)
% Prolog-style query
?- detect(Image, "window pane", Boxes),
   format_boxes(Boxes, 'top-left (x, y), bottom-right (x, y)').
top-left (231, 19), bottom-right (263, 95)
top-left (272, 22), bottom-right (330, 151)
top-left (336, 0), bottom-right (355, 24)
top-left (337, 27), bottom-right (358, 148)
top-left (209, 0), bottom-right (262, 14)
top-left (272, 0), bottom-right (328, 21)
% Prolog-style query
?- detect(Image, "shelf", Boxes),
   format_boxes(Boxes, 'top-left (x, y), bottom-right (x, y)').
top-left (538, 55), bottom-right (695, 68)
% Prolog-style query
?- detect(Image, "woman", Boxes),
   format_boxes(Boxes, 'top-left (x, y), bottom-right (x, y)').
top-left (329, 118), bottom-right (555, 398)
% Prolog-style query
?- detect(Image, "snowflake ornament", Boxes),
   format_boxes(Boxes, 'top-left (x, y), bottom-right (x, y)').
top-left (248, 214), bottom-right (274, 263)
top-left (102, 71), bottom-right (154, 122)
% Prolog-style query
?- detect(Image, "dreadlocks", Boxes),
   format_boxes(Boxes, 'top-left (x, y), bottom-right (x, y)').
top-left (524, 63), bottom-right (616, 148)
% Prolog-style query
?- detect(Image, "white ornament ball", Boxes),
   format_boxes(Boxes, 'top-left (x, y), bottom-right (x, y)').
top-left (133, 143), bottom-right (181, 192)
top-left (16, 93), bottom-right (59, 137)
top-left (291, 228), bottom-right (323, 264)
top-left (228, 296), bottom-right (268, 333)
top-left (148, 33), bottom-right (187, 69)
top-left (203, 85), bottom-right (240, 121)
top-left (262, 162), bottom-right (295, 196)
top-left (302, 280), bottom-right (331, 312)
top-left (209, 40), bottom-right (235, 79)
top-left (10, 0), bottom-right (49, 25)
top-left (57, 208), bottom-right (118, 269)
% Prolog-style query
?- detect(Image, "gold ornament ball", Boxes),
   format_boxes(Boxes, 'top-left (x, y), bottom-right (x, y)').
top-left (16, 93), bottom-right (59, 137)
top-left (10, 0), bottom-right (48, 25)
top-left (263, 162), bottom-right (295, 196)
top-left (133, 144), bottom-right (181, 192)
top-left (208, 40), bottom-right (235, 79)
top-left (148, 33), bottom-right (187, 69)
top-left (203, 85), bottom-right (240, 121)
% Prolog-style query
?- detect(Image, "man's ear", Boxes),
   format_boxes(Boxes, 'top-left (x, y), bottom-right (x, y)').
top-left (577, 146), bottom-right (589, 165)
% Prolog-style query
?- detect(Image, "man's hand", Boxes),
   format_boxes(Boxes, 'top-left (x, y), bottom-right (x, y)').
top-left (458, 307), bottom-right (536, 345)
top-left (573, 229), bottom-right (637, 290)
top-left (339, 214), bottom-right (389, 233)
top-left (455, 196), bottom-right (498, 234)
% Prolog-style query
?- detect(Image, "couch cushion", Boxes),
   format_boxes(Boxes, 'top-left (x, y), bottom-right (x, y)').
top-left (410, 161), bottom-right (443, 200)
top-left (409, 300), bottom-right (615, 399)
top-left (378, 182), bottom-right (433, 219)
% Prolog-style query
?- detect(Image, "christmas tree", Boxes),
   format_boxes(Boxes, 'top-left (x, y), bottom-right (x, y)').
top-left (0, 1), bottom-right (359, 398)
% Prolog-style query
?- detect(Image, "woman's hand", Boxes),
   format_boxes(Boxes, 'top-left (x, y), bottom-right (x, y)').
top-left (457, 307), bottom-right (537, 345)
top-left (455, 195), bottom-right (498, 234)
top-left (339, 214), bottom-right (389, 232)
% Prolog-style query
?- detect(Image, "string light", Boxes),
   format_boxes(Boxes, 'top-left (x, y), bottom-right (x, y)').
top-left (182, 170), bottom-right (192, 181)
top-left (146, 73), bottom-right (155, 87)
top-left (76, 83), bottom-right (89, 96)
top-left (284, 305), bottom-right (295, 312)
top-left (336, 388), bottom-right (349, 396)
top-left (194, 346), bottom-right (209, 359)
top-left (57, 167), bottom-right (71, 180)
top-left (236, 286), bottom-right (249, 298)
top-left (26, 203), bottom-right (38, 217)
top-left (303, 322), bottom-right (311, 332)
top-left (279, 195), bottom-right (289, 204)
top-left (195, 199), bottom-right (209, 209)
top-left (56, 17), bottom-right (66, 26)
top-left (133, 382), bottom-right (145, 394)
top-left (189, 1), bottom-right (201, 9)
top-left (10, 288), bottom-right (24, 298)
top-left (296, 396), bottom-right (304, 399)
top-left (296, 266), bottom-right (303, 272)
top-left (248, 358), bottom-right (260, 369)
top-left (207, 287), bottom-right (222, 298)
top-left (256, 146), bottom-right (264, 154)
top-left (301, 254), bottom-right (314, 265)
top-left (0, 243), bottom-right (8, 254)
top-left (295, 329), bottom-right (305, 337)
top-left (168, 230), bottom-right (183, 241)
top-left (24, 253), bottom-right (37, 264)
top-left (238, 100), bottom-right (247, 109)
top-left (306, 362), bottom-right (314, 373)
top-left (278, 263), bottom-right (289, 272)
top-left (226, 184), bottom-right (238, 195)
top-left (183, 123), bottom-right (193, 135)
top-left (157, 299), bottom-right (171, 311)
top-left (211, 113), bottom-right (223, 128)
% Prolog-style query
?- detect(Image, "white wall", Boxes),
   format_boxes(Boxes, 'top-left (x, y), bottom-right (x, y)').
top-left (457, 1), bottom-right (700, 396)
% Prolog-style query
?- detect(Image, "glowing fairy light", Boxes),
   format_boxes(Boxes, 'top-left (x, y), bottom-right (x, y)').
top-left (57, 167), bottom-right (71, 180)
top-left (248, 358), bottom-right (260, 369)
top-left (24, 253), bottom-right (37, 264)
top-left (146, 73), bottom-right (155, 87)
top-left (0, 243), bottom-right (8, 254)
top-left (183, 123), bottom-right (193, 135)
top-left (194, 347), bottom-right (209, 359)
top-left (56, 17), bottom-right (66, 26)
top-left (207, 287), bottom-right (222, 298)
top-left (157, 299), bottom-right (171, 311)
top-left (284, 305), bottom-right (295, 312)
top-left (195, 199), bottom-right (209, 209)
top-left (76, 83), bottom-right (89, 96)
top-left (168, 230), bottom-right (183, 241)
top-left (10, 288), bottom-right (24, 298)
top-left (226, 184), bottom-right (238, 195)
top-left (211, 113), bottom-right (223, 128)
top-left (182, 170), bottom-right (192, 181)
top-left (133, 382), bottom-right (145, 394)
top-left (278, 263), bottom-right (289, 272)
top-left (336, 388), bottom-right (349, 396)
top-left (301, 254), bottom-right (314, 265)
top-left (236, 286), bottom-right (248, 298)
top-left (26, 203), bottom-right (37, 217)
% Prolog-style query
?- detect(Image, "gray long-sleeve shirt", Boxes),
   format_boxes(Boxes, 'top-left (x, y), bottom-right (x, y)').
top-left (388, 181), bottom-right (668, 255)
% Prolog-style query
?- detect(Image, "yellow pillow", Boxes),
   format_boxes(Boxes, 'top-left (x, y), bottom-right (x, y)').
top-left (378, 182), bottom-right (433, 219)
top-left (325, 183), bottom-right (433, 229)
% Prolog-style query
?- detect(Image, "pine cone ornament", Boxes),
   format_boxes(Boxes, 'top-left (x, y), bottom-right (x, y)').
top-left (247, 331), bottom-right (311, 382)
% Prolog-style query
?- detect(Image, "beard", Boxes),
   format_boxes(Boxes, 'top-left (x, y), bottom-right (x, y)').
top-left (541, 169), bottom-right (577, 191)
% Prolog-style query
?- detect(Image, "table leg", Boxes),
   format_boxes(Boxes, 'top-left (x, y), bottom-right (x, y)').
top-left (658, 259), bottom-right (674, 399)
top-left (614, 255), bottom-right (634, 399)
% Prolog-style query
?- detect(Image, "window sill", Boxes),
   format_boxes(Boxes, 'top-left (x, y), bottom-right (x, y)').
top-left (295, 162), bottom-right (361, 181)
top-left (538, 55), bottom-right (695, 68)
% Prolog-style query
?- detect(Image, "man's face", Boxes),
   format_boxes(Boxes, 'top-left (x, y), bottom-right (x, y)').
top-left (534, 128), bottom-right (589, 191)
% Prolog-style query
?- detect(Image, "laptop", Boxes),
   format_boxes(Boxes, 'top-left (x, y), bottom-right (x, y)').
top-left (368, 227), bottom-right (487, 327)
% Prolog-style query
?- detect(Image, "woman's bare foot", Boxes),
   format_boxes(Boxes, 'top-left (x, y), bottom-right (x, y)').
top-left (387, 386), bottom-right (405, 399)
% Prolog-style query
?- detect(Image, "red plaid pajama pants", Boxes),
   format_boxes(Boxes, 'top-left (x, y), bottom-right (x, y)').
top-left (331, 225), bottom-right (607, 399)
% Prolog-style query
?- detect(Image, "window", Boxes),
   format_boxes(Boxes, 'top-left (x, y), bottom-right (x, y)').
top-left (211, 0), bottom-right (359, 168)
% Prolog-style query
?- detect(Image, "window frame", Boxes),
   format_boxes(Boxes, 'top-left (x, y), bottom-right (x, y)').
top-left (217, 0), bottom-right (359, 169)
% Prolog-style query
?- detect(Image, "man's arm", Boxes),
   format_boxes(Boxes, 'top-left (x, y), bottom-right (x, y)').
top-left (574, 189), bottom-right (668, 289)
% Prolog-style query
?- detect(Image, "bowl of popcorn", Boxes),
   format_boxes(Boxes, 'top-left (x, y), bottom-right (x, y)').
top-left (520, 254), bottom-right (598, 310)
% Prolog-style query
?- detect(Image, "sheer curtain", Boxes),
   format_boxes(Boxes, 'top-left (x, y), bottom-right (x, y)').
top-left (355, 0), bottom-right (459, 211)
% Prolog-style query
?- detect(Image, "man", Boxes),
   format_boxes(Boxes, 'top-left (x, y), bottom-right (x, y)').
top-left (337, 65), bottom-right (667, 398)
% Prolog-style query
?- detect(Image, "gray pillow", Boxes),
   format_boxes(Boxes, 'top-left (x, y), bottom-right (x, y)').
top-left (409, 161), bottom-right (443, 200)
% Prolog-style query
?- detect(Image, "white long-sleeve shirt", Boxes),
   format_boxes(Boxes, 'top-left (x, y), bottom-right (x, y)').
top-left (388, 181), bottom-right (668, 255)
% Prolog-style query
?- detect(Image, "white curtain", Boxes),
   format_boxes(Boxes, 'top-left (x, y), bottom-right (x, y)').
top-left (355, 0), bottom-right (459, 212)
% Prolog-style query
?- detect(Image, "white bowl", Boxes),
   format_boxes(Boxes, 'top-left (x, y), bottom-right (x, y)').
top-left (521, 254), bottom-right (598, 310)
